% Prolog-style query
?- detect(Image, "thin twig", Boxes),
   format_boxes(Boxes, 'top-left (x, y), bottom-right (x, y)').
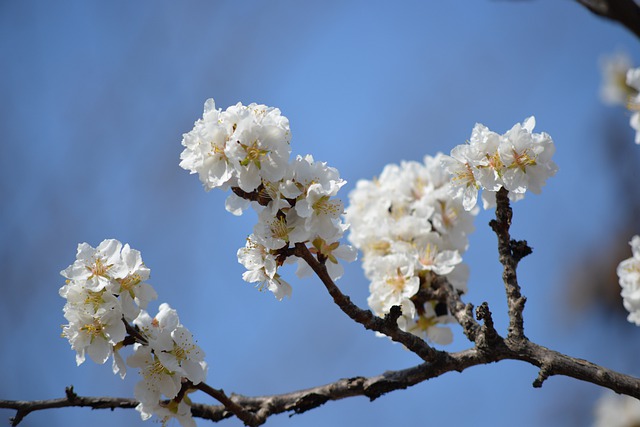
top-left (489, 188), bottom-right (528, 340)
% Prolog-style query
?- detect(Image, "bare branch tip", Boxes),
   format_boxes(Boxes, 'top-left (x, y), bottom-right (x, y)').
top-left (533, 364), bottom-right (552, 388)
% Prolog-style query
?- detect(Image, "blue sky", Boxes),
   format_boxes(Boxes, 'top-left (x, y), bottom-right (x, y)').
top-left (1, 2), bottom-right (640, 426)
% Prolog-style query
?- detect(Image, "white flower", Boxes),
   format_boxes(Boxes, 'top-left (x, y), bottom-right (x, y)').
top-left (599, 51), bottom-right (634, 106)
top-left (224, 104), bottom-right (291, 192)
top-left (397, 302), bottom-right (454, 345)
top-left (367, 253), bottom-right (420, 316)
top-left (499, 117), bottom-right (558, 194)
top-left (237, 236), bottom-right (292, 300)
top-left (626, 67), bottom-right (640, 144)
top-left (155, 325), bottom-right (208, 385)
top-left (61, 239), bottom-right (127, 292)
top-left (444, 117), bottom-right (557, 209)
top-left (61, 303), bottom-right (126, 366)
top-left (413, 233), bottom-right (462, 276)
top-left (179, 99), bottom-right (235, 191)
top-left (593, 391), bottom-right (640, 427)
top-left (133, 303), bottom-right (180, 344)
top-left (128, 344), bottom-right (182, 401)
top-left (440, 144), bottom-right (481, 211)
top-left (617, 235), bottom-right (640, 324)
top-left (136, 398), bottom-right (196, 427)
top-left (253, 208), bottom-right (305, 250)
top-left (295, 183), bottom-right (345, 241)
top-left (295, 237), bottom-right (357, 281)
top-left (280, 154), bottom-right (343, 199)
top-left (113, 244), bottom-right (157, 321)
top-left (467, 123), bottom-right (503, 192)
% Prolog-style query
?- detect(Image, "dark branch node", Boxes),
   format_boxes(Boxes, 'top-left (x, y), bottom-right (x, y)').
top-left (65, 386), bottom-right (77, 401)
top-left (510, 239), bottom-right (533, 262)
top-left (231, 185), bottom-right (272, 206)
top-left (292, 393), bottom-right (330, 414)
top-left (363, 379), bottom-right (404, 401)
top-left (383, 305), bottom-right (403, 328)
top-left (533, 363), bottom-right (553, 388)
top-left (475, 302), bottom-right (500, 349)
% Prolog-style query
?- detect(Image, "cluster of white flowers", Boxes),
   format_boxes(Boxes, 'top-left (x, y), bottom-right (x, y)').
top-left (60, 239), bottom-right (206, 427)
top-left (345, 154), bottom-right (476, 344)
top-left (617, 235), bottom-right (640, 325)
top-left (441, 117), bottom-right (558, 211)
top-left (180, 99), bottom-right (355, 300)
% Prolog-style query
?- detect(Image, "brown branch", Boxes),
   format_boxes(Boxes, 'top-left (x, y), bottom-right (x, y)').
top-left (194, 383), bottom-right (262, 426)
top-left (575, 0), bottom-right (640, 39)
top-left (0, 386), bottom-right (138, 426)
top-left (489, 187), bottom-right (529, 340)
top-left (5, 343), bottom-right (640, 426)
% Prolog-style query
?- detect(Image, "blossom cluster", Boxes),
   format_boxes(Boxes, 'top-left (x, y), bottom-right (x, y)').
top-left (617, 235), bottom-right (640, 325)
top-left (441, 117), bottom-right (558, 211)
top-left (345, 154), bottom-right (476, 344)
top-left (60, 239), bottom-right (206, 427)
top-left (180, 99), bottom-right (355, 299)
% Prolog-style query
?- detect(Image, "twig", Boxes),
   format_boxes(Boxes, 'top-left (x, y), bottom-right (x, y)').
top-left (5, 344), bottom-right (640, 425)
top-left (1, 386), bottom-right (137, 426)
top-left (489, 188), bottom-right (529, 340)
top-left (195, 383), bottom-right (262, 426)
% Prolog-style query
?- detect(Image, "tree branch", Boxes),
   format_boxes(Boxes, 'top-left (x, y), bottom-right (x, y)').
top-left (489, 188), bottom-right (529, 340)
top-left (5, 342), bottom-right (640, 426)
top-left (574, 0), bottom-right (640, 39)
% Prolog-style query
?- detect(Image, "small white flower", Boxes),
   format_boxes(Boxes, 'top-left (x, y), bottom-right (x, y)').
top-left (394, 300), bottom-right (454, 345)
top-left (617, 235), bottom-right (640, 324)
top-left (499, 117), bottom-right (557, 195)
top-left (441, 145), bottom-right (481, 211)
top-left (128, 344), bottom-right (182, 401)
top-left (114, 244), bottom-right (157, 321)
top-left (593, 391), bottom-right (640, 427)
top-left (413, 233), bottom-right (462, 276)
top-left (155, 325), bottom-right (207, 385)
top-left (368, 253), bottom-right (420, 316)
top-left (295, 238), bottom-right (357, 281)
top-left (599, 51), bottom-right (634, 106)
top-left (626, 67), bottom-right (640, 144)
top-left (62, 304), bottom-right (125, 366)
top-left (61, 239), bottom-right (127, 292)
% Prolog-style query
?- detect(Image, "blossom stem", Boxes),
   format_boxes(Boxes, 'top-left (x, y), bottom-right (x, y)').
top-left (489, 187), bottom-right (529, 340)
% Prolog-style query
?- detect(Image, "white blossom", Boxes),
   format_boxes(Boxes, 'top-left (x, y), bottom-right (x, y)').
top-left (443, 117), bottom-right (557, 211)
top-left (617, 235), bottom-right (640, 325)
top-left (599, 51), bottom-right (634, 106)
top-left (626, 68), bottom-right (640, 144)
top-left (346, 154), bottom-right (477, 345)
top-left (593, 391), bottom-right (640, 427)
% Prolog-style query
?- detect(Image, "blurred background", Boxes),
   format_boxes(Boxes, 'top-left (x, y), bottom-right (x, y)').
top-left (1, 1), bottom-right (640, 426)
